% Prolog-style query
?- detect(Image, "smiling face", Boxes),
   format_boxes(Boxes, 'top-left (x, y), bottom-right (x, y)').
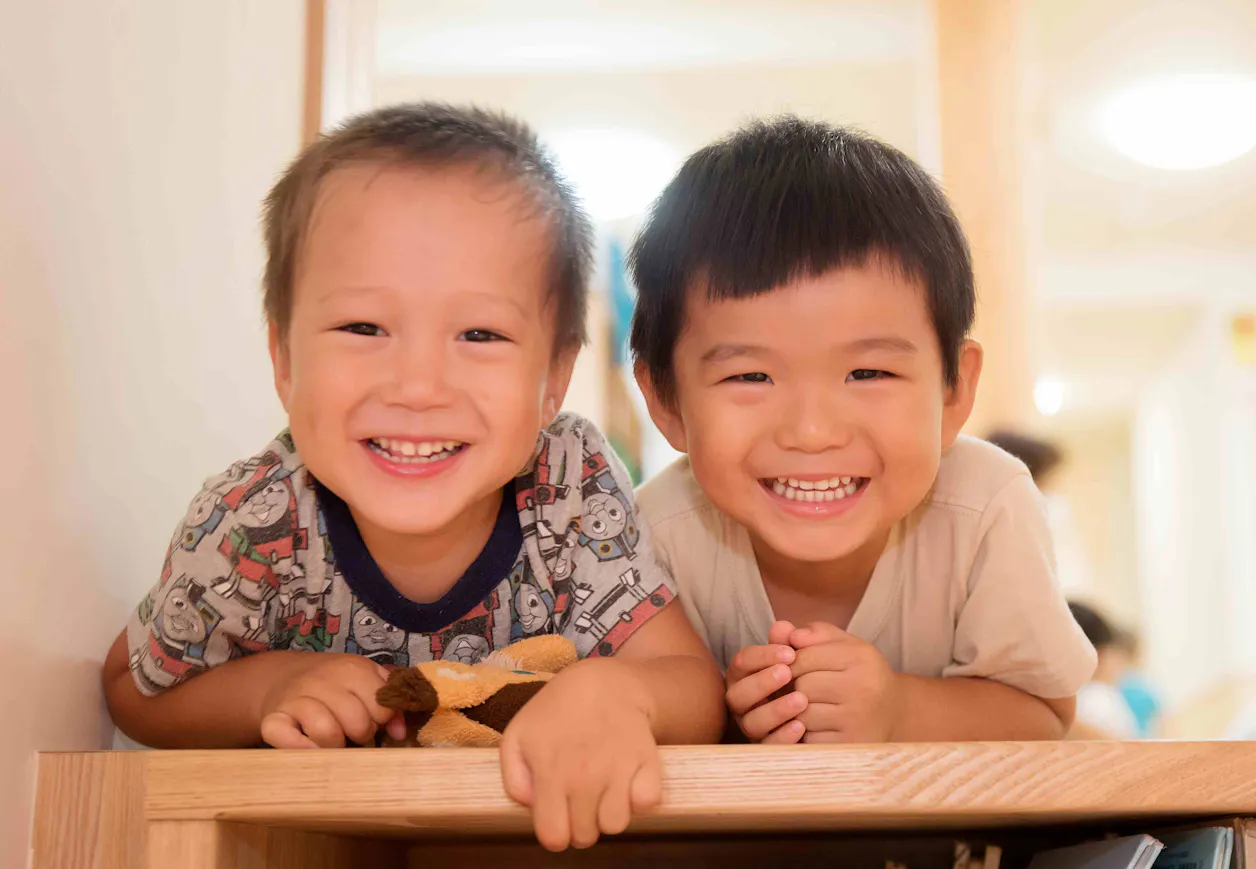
top-left (642, 259), bottom-right (980, 567)
top-left (270, 163), bottom-right (576, 542)
top-left (160, 585), bottom-right (207, 645)
top-left (352, 605), bottom-right (406, 653)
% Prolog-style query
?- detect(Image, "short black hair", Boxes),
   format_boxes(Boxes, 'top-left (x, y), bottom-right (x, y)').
top-left (985, 430), bottom-right (1064, 484)
top-left (1068, 601), bottom-right (1115, 650)
top-left (264, 102), bottom-right (593, 350)
top-left (628, 116), bottom-right (975, 404)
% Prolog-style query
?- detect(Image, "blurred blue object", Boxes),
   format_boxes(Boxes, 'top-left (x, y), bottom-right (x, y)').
top-left (1119, 672), bottom-right (1162, 737)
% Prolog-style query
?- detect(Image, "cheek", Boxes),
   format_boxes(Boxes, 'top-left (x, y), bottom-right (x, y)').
top-left (682, 396), bottom-right (763, 484)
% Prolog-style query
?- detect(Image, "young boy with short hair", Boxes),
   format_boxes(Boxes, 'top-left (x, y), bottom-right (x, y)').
top-left (631, 117), bottom-right (1095, 744)
top-left (102, 103), bottom-right (724, 852)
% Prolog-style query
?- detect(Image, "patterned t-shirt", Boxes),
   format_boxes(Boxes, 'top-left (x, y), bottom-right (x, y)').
top-left (126, 413), bottom-right (675, 696)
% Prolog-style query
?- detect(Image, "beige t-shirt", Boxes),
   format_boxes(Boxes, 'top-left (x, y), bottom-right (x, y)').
top-left (638, 436), bottom-right (1097, 700)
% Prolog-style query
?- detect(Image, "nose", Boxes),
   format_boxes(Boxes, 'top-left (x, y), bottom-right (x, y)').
top-left (776, 384), bottom-right (853, 454)
top-left (379, 337), bottom-right (455, 411)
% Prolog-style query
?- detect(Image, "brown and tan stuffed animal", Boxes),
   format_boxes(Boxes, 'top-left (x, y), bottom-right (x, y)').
top-left (376, 635), bottom-right (578, 747)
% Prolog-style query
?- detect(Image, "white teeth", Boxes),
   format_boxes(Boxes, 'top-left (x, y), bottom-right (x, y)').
top-left (368, 438), bottom-right (464, 464)
top-left (767, 475), bottom-right (865, 504)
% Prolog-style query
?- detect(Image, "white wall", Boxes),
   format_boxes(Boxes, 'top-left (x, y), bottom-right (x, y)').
top-left (1132, 308), bottom-right (1256, 711)
top-left (0, 2), bottom-right (302, 863)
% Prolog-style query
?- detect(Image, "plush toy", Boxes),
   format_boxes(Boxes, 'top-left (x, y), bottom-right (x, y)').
top-left (376, 635), bottom-right (578, 747)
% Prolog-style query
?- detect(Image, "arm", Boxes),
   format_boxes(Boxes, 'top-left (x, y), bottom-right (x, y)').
top-left (544, 601), bottom-right (725, 745)
top-left (103, 630), bottom-right (317, 748)
top-left (786, 621), bottom-right (1075, 744)
top-left (891, 674), bottom-right (1074, 741)
top-left (103, 631), bottom-right (400, 749)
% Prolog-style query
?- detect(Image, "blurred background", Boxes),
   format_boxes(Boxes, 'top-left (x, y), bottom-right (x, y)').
top-left (2, 0), bottom-right (1255, 861)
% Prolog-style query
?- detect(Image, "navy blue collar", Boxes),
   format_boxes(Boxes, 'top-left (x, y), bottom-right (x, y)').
top-left (315, 482), bottom-right (520, 634)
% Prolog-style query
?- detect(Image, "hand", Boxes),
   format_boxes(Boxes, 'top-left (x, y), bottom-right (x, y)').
top-left (788, 622), bottom-right (900, 744)
top-left (724, 621), bottom-right (809, 744)
top-left (258, 653), bottom-right (406, 748)
top-left (499, 659), bottom-right (662, 852)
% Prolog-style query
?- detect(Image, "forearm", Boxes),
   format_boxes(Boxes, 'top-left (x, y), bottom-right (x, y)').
top-left (891, 675), bottom-right (1072, 742)
top-left (553, 654), bottom-right (725, 745)
top-left (103, 633), bottom-right (318, 748)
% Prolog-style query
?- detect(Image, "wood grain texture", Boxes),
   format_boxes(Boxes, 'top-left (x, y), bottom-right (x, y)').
top-left (32, 752), bottom-right (148, 869)
top-left (134, 742), bottom-right (1256, 837)
top-left (148, 821), bottom-right (405, 869)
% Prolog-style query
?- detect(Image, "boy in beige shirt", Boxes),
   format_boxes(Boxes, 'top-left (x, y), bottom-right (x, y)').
top-left (631, 117), bottom-right (1096, 744)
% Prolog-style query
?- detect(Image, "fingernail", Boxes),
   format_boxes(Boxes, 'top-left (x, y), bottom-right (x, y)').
top-left (777, 647), bottom-right (795, 663)
top-left (788, 691), bottom-right (806, 709)
top-left (773, 665), bottom-right (791, 682)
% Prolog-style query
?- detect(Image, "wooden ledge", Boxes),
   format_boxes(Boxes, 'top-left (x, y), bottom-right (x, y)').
top-left (38, 741), bottom-right (1256, 841)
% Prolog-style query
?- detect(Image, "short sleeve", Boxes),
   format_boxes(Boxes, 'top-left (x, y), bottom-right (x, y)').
top-left (545, 417), bottom-right (677, 658)
top-left (125, 452), bottom-right (301, 696)
top-left (942, 473), bottom-right (1098, 698)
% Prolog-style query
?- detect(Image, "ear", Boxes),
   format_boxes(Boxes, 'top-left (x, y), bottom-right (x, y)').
top-left (268, 320), bottom-right (293, 412)
top-left (634, 361), bottom-right (689, 453)
top-left (941, 340), bottom-right (983, 447)
top-left (541, 346), bottom-right (579, 423)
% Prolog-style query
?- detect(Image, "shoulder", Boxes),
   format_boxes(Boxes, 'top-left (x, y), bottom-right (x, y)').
top-left (177, 433), bottom-right (310, 544)
top-left (922, 435), bottom-right (1036, 517)
top-left (636, 456), bottom-right (716, 530)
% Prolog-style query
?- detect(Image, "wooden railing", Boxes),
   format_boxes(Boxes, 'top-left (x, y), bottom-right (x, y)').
top-left (32, 742), bottom-right (1256, 868)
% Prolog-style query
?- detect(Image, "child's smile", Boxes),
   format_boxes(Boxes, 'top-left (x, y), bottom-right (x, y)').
top-left (364, 437), bottom-right (467, 477)
top-left (760, 474), bottom-right (870, 516)
top-left (269, 163), bottom-right (575, 550)
top-left (646, 257), bottom-right (980, 571)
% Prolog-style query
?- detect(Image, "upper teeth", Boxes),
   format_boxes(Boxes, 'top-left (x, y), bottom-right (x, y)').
top-left (372, 438), bottom-right (460, 457)
top-left (770, 476), bottom-right (863, 501)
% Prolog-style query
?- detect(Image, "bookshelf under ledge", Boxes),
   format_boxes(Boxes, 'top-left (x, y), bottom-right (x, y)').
top-left (32, 741), bottom-right (1256, 868)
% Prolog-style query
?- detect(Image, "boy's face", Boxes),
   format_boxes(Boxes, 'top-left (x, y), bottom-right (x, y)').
top-left (270, 163), bottom-right (574, 539)
top-left (642, 260), bottom-right (980, 566)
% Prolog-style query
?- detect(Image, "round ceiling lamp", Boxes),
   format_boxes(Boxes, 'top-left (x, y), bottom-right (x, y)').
top-left (1097, 73), bottom-right (1256, 170)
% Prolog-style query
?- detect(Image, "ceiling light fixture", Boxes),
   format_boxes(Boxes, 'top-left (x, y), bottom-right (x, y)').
top-left (1098, 73), bottom-right (1256, 170)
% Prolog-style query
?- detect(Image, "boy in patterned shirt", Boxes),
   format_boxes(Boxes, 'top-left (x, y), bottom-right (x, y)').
top-left (102, 103), bottom-right (724, 852)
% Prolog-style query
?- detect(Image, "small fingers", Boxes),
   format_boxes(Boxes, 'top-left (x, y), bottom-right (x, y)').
top-left (596, 770), bottom-right (634, 838)
top-left (796, 701), bottom-right (846, 735)
top-left (532, 776), bottom-right (572, 853)
top-left (283, 697), bottom-right (347, 748)
top-left (319, 692), bottom-right (378, 746)
top-left (761, 718), bottom-right (807, 745)
top-left (337, 662), bottom-right (397, 726)
top-left (768, 620), bottom-right (797, 646)
top-left (739, 690), bottom-right (808, 741)
top-left (499, 733), bottom-right (535, 808)
top-left (727, 644), bottom-right (795, 685)
top-left (568, 788), bottom-right (605, 851)
top-left (260, 711), bottom-right (319, 749)
top-left (788, 621), bottom-right (849, 649)
top-left (629, 753), bottom-right (663, 814)
top-left (725, 663), bottom-right (793, 716)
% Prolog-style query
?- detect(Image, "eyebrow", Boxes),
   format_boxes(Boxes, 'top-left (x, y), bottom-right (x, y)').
top-left (699, 343), bottom-right (771, 365)
top-left (316, 285), bottom-right (530, 318)
top-left (843, 336), bottom-right (919, 355)
top-left (699, 336), bottom-right (918, 365)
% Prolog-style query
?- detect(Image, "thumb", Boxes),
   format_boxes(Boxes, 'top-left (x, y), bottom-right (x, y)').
top-left (499, 733), bottom-right (535, 807)
top-left (768, 620), bottom-right (797, 646)
top-left (385, 713), bottom-right (407, 742)
top-left (789, 621), bottom-right (849, 649)
top-left (629, 754), bottom-right (663, 814)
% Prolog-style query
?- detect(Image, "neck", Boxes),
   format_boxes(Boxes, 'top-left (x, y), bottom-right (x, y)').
top-left (351, 490), bottom-right (502, 604)
top-left (752, 528), bottom-right (890, 630)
